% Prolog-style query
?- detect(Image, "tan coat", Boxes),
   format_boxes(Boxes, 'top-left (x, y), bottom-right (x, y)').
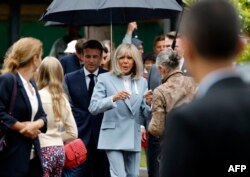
top-left (148, 70), bottom-right (197, 138)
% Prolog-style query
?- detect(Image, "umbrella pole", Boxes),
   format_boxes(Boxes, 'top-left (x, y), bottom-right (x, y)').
top-left (171, 4), bottom-right (185, 50)
top-left (111, 22), bottom-right (113, 53)
top-left (110, 9), bottom-right (113, 59)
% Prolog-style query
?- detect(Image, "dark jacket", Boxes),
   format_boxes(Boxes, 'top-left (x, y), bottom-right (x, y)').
top-left (64, 68), bottom-right (107, 145)
top-left (0, 73), bottom-right (47, 177)
top-left (59, 53), bottom-right (82, 75)
top-left (160, 77), bottom-right (250, 177)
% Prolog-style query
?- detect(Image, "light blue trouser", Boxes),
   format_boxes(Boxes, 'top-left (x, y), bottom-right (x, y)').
top-left (106, 150), bottom-right (140, 177)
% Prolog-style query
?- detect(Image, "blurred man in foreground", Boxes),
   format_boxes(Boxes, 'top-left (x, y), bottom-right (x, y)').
top-left (160, 0), bottom-right (250, 177)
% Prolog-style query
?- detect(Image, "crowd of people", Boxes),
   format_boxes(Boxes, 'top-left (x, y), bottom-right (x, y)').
top-left (0, 0), bottom-right (250, 177)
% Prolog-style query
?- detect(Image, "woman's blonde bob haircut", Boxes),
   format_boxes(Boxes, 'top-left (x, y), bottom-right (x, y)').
top-left (111, 43), bottom-right (143, 80)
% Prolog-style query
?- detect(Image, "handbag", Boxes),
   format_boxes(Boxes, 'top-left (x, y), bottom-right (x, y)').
top-left (0, 74), bottom-right (17, 152)
top-left (64, 138), bottom-right (87, 169)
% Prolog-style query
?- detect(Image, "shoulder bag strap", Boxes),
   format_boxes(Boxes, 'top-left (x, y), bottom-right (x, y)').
top-left (8, 74), bottom-right (17, 115)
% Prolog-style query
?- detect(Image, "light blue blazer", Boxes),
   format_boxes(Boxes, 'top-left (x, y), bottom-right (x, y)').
top-left (89, 72), bottom-right (150, 151)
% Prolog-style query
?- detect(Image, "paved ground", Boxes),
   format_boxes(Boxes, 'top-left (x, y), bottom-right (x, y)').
top-left (140, 168), bottom-right (148, 177)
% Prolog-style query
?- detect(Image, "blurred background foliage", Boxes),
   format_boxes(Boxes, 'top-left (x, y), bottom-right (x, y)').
top-left (182, 0), bottom-right (250, 62)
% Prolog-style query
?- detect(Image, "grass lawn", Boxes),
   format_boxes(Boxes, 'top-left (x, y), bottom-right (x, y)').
top-left (140, 148), bottom-right (147, 168)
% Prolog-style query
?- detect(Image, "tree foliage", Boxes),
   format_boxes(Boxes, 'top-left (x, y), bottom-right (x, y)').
top-left (182, 0), bottom-right (250, 62)
top-left (182, 0), bottom-right (250, 35)
top-left (232, 0), bottom-right (250, 35)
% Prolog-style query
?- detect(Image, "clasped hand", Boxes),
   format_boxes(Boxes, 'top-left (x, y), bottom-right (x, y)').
top-left (112, 90), bottom-right (131, 102)
top-left (20, 121), bottom-right (41, 139)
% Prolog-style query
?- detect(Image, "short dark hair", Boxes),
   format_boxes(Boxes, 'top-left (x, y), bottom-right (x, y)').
top-left (75, 38), bottom-right (87, 54)
top-left (143, 52), bottom-right (156, 64)
top-left (82, 39), bottom-right (104, 54)
top-left (181, 0), bottom-right (240, 59)
top-left (153, 35), bottom-right (165, 47)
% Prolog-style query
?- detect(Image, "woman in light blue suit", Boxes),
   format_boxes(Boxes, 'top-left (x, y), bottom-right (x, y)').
top-left (89, 43), bottom-right (151, 177)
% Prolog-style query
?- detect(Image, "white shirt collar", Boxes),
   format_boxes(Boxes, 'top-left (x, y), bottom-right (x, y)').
top-left (84, 67), bottom-right (99, 76)
top-left (122, 74), bottom-right (132, 81)
top-left (18, 72), bottom-right (32, 87)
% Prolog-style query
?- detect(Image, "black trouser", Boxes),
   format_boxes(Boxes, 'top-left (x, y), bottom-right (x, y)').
top-left (147, 133), bottom-right (161, 177)
top-left (26, 156), bottom-right (43, 177)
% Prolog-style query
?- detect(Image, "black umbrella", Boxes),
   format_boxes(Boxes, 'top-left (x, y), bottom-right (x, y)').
top-left (41, 0), bottom-right (182, 26)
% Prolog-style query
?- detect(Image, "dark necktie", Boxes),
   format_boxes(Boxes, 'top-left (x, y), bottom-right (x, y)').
top-left (88, 74), bottom-right (95, 97)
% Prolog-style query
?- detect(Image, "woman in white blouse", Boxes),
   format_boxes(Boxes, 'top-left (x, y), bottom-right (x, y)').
top-left (0, 37), bottom-right (47, 177)
top-left (36, 56), bottom-right (77, 177)
top-left (89, 43), bottom-right (151, 177)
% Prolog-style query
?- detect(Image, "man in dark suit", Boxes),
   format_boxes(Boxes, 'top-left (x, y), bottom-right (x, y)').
top-left (63, 40), bottom-right (110, 177)
top-left (60, 38), bottom-right (86, 75)
top-left (160, 1), bottom-right (250, 177)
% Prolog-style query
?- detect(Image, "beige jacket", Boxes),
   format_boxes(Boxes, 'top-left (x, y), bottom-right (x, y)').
top-left (38, 87), bottom-right (78, 147)
top-left (148, 70), bottom-right (197, 138)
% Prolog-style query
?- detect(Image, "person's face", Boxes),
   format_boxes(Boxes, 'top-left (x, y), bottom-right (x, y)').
top-left (137, 45), bottom-right (144, 56)
top-left (157, 65), bottom-right (169, 79)
top-left (104, 44), bottom-right (111, 61)
top-left (175, 38), bottom-right (184, 57)
top-left (144, 59), bottom-right (154, 72)
top-left (33, 50), bottom-right (43, 71)
top-left (118, 53), bottom-right (135, 75)
top-left (83, 48), bottom-right (102, 73)
top-left (165, 37), bottom-right (184, 57)
top-left (101, 51), bottom-right (108, 67)
top-left (165, 37), bottom-right (173, 50)
top-left (76, 51), bottom-right (84, 64)
top-left (154, 40), bottom-right (166, 54)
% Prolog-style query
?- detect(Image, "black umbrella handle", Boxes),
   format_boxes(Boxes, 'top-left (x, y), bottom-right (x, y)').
top-left (171, 4), bottom-right (185, 50)
top-left (171, 39), bottom-right (177, 50)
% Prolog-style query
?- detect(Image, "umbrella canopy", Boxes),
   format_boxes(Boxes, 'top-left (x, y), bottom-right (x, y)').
top-left (41, 0), bottom-right (182, 26)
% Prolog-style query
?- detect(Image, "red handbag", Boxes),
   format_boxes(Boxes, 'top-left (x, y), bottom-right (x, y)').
top-left (64, 138), bottom-right (87, 169)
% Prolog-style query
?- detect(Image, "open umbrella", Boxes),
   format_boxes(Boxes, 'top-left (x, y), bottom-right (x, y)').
top-left (41, 0), bottom-right (182, 26)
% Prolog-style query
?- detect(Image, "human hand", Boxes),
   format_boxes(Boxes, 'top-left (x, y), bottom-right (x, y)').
top-left (144, 90), bottom-right (153, 106)
top-left (112, 90), bottom-right (131, 102)
top-left (141, 126), bottom-right (147, 143)
top-left (20, 121), bottom-right (41, 139)
top-left (127, 22), bottom-right (137, 35)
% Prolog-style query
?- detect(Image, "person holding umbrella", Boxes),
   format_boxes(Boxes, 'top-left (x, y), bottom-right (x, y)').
top-left (49, 25), bottom-right (82, 59)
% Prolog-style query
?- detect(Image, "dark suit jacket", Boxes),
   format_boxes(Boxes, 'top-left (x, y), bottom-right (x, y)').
top-left (0, 73), bottom-right (47, 177)
top-left (148, 64), bottom-right (161, 90)
top-left (160, 77), bottom-right (250, 177)
top-left (64, 68), bottom-right (107, 146)
top-left (59, 53), bottom-right (82, 75)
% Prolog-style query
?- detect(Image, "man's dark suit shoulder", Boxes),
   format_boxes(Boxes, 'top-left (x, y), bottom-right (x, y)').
top-left (162, 78), bottom-right (250, 177)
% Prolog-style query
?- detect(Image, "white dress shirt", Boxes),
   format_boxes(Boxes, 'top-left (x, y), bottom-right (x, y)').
top-left (84, 67), bottom-right (99, 90)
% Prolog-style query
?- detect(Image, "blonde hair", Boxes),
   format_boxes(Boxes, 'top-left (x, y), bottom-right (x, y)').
top-left (36, 56), bottom-right (66, 122)
top-left (2, 37), bottom-right (42, 74)
top-left (111, 43), bottom-right (143, 80)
